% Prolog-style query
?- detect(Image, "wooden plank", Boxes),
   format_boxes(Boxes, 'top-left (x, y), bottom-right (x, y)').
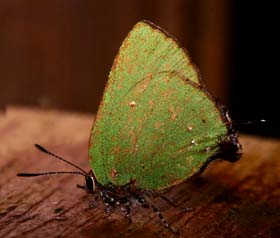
top-left (0, 107), bottom-right (279, 238)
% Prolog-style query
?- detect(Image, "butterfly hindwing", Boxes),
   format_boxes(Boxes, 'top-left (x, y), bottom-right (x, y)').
top-left (89, 69), bottom-right (227, 189)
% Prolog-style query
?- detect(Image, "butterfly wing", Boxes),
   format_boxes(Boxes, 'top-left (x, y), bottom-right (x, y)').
top-left (89, 21), bottom-right (228, 190)
top-left (90, 72), bottom-right (227, 189)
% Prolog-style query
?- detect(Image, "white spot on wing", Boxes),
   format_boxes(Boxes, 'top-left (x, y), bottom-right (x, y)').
top-left (191, 139), bottom-right (198, 146)
top-left (129, 101), bottom-right (136, 107)
top-left (187, 126), bottom-right (193, 131)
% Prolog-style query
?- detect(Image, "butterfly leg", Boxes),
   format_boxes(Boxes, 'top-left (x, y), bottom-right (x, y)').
top-left (104, 203), bottom-right (113, 218)
top-left (146, 190), bottom-right (192, 212)
top-left (100, 192), bottom-right (114, 218)
top-left (76, 184), bottom-right (85, 190)
top-left (139, 195), bottom-right (179, 234)
top-left (119, 203), bottom-right (132, 223)
top-left (159, 194), bottom-right (193, 212)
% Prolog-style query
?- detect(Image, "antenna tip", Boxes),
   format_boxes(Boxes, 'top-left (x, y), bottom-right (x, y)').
top-left (34, 144), bottom-right (48, 153)
top-left (17, 173), bottom-right (38, 177)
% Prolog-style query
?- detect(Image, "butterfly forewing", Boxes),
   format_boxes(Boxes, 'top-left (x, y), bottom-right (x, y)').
top-left (109, 21), bottom-right (200, 93)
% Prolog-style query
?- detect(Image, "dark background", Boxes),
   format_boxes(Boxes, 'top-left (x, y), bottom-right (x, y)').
top-left (0, 1), bottom-right (278, 137)
top-left (231, 1), bottom-right (279, 137)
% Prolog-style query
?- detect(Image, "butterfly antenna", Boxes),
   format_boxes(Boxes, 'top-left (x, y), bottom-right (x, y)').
top-left (33, 144), bottom-right (87, 175)
top-left (225, 119), bottom-right (266, 127)
top-left (232, 119), bottom-right (266, 127)
top-left (17, 171), bottom-right (85, 177)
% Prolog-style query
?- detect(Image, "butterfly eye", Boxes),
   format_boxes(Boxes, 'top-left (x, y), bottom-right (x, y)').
top-left (85, 176), bottom-right (95, 192)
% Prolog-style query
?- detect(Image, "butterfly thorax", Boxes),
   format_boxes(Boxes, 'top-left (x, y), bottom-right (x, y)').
top-left (86, 170), bottom-right (144, 206)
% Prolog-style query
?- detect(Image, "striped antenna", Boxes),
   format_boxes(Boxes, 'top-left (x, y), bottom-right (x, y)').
top-left (34, 144), bottom-right (87, 175)
top-left (17, 171), bottom-right (85, 177)
top-left (17, 144), bottom-right (87, 177)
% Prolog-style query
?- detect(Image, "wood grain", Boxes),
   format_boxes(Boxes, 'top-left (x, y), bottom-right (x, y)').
top-left (0, 1), bottom-right (231, 111)
top-left (0, 107), bottom-right (279, 238)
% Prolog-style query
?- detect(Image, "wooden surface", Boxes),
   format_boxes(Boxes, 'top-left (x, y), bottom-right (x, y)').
top-left (0, 107), bottom-right (279, 238)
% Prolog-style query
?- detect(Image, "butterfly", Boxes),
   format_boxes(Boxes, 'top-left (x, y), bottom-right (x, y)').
top-left (18, 20), bottom-right (241, 233)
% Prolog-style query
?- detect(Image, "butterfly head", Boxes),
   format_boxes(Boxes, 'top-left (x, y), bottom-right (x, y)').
top-left (83, 170), bottom-right (99, 192)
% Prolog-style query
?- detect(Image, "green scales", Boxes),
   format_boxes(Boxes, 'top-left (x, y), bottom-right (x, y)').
top-left (18, 21), bottom-right (241, 233)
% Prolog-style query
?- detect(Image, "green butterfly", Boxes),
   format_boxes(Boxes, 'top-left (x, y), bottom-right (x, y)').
top-left (18, 20), bottom-right (241, 233)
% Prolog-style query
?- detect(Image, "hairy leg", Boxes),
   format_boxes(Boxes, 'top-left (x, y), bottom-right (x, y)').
top-left (139, 194), bottom-right (179, 234)
top-left (120, 204), bottom-right (132, 223)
